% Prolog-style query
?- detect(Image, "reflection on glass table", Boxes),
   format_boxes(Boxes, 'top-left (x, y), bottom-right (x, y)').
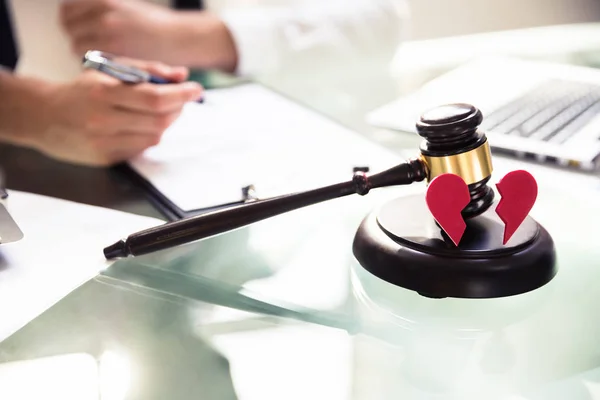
top-left (0, 162), bottom-right (599, 400)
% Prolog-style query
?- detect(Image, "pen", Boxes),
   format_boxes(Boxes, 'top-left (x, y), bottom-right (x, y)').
top-left (82, 50), bottom-right (204, 101)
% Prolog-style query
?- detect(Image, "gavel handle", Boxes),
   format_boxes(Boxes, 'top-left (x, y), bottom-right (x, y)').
top-left (103, 158), bottom-right (426, 258)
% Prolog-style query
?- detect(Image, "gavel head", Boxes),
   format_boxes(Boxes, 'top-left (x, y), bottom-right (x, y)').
top-left (416, 103), bottom-right (494, 218)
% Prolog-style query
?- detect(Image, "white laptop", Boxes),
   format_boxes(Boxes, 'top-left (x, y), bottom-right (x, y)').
top-left (367, 57), bottom-right (600, 171)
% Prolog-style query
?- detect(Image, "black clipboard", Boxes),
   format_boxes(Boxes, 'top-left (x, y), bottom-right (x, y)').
top-left (111, 73), bottom-right (257, 221)
top-left (112, 162), bottom-right (252, 221)
top-left (110, 75), bottom-right (370, 222)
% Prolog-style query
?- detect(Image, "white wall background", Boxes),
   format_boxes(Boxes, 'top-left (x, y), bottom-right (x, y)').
top-left (405, 0), bottom-right (600, 39)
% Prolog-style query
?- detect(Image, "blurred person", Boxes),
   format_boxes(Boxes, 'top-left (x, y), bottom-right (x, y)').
top-left (0, 0), bottom-right (204, 166)
top-left (58, 0), bottom-right (409, 77)
top-left (2, 0), bottom-right (405, 166)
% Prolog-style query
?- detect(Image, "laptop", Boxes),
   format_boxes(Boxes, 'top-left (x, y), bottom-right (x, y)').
top-left (367, 57), bottom-right (600, 171)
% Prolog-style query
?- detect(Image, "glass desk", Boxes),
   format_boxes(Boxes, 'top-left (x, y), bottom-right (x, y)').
top-left (1, 154), bottom-right (600, 400)
top-left (2, 23), bottom-right (600, 400)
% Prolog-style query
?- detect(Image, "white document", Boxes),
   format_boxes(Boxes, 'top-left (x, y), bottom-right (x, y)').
top-left (0, 191), bottom-right (163, 342)
top-left (130, 83), bottom-right (400, 212)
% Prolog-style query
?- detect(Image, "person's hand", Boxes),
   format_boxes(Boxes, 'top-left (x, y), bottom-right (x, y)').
top-left (34, 61), bottom-right (203, 166)
top-left (59, 0), bottom-right (238, 71)
top-left (60, 0), bottom-right (182, 63)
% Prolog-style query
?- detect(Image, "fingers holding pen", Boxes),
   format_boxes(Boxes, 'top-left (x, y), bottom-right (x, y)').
top-left (107, 81), bottom-right (204, 114)
top-left (77, 69), bottom-right (202, 133)
top-left (34, 65), bottom-right (202, 166)
top-left (98, 81), bottom-right (202, 136)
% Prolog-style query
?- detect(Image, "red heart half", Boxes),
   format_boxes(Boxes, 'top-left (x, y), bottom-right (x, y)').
top-left (425, 173), bottom-right (471, 246)
top-left (495, 170), bottom-right (538, 244)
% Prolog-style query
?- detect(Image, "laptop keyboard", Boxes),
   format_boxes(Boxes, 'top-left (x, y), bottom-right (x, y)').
top-left (480, 79), bottom-right (600, 144)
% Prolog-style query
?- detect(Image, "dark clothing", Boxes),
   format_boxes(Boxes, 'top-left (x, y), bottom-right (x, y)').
top-left (173, 0), bottom-right (204, 9)
top-left (0, 0), bottom-right (17, 69)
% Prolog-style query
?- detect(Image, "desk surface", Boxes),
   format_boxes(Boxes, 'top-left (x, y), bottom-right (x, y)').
top-left (2, 23), bottom-right (600, 400)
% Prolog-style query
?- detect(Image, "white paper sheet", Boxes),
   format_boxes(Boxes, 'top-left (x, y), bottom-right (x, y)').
top-left (129, 83), bottom-right (400, 212)
top-left (0, 191), bottom-right (164, 342)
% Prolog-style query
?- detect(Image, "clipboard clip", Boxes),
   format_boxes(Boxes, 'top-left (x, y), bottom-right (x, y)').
top-left (242, 185), bottom-right (258, 202)
top-left (239, 169), bottom-right (370, 205)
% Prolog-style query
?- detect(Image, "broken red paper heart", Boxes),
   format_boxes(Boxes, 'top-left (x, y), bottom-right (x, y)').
top-left (425, 170), bottom-right (538, 246)
top-left (495, 170), bottom-right (538, 244)
top-left (425, 173), bottom-right (471, 246)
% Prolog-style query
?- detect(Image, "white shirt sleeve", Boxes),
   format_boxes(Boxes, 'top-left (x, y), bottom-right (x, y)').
top-left (219, 0), bottom-right (409, 77)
